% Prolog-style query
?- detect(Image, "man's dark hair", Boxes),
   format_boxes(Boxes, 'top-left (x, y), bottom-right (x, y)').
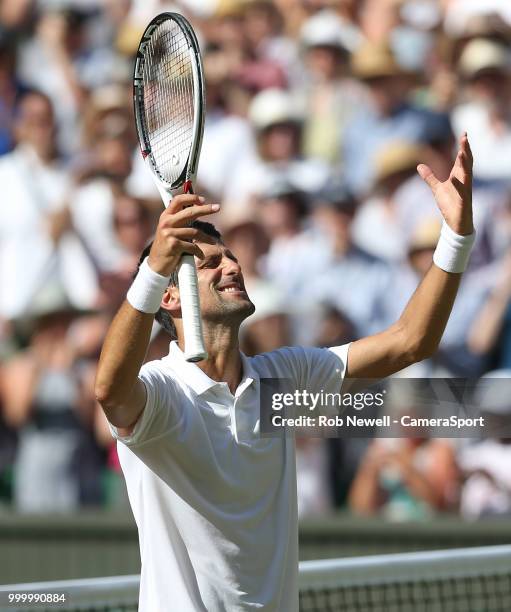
top-left (15, 88), bottom-right (54, 119)
top-left (136, 220), bottom-right (222, 339)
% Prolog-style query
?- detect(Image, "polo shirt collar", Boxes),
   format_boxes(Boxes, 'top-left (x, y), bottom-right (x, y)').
top-left (164, 341), bottom-right (258, 396)
top-left (239, 351), bottom-right (259, 392)
top-left (163, 341), bottom-right (217, 395)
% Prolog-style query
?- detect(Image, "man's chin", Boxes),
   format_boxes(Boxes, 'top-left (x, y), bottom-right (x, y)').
top-left (219, 295), bottom-right (255, 317)
top-left (243, 300), bottom-right (256, 317)
top-left (229, 296), bottom-right (255, 314)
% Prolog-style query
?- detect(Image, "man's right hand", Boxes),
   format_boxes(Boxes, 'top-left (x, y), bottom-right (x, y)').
top-left (148, 195), bottom-right (220, 277)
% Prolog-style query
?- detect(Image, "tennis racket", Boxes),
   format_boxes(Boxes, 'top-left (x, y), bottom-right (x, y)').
top-left (133, 12), bottom-right (207, 362)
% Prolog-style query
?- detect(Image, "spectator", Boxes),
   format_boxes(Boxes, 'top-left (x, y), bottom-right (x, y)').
top-left (359, 0), bottom-right (402, 44)
top-left (349, 381), bottom-right (459, 520)
top-left (243, 0), bottom-right (299, 84)
top-left (298, 9), bottom-right (365, 164)
top-left (80, 84), bottom-right (134, 155)
top-left (257, 182), bottom-right (320, 302)
top-left (452, 38), bottom-right (511, 183)
top-left (195, 46), bottom-right (254, 200)
top-left (313, 303), bottom-right (356, 349)
top-left (444, 2), bottom-right (511, 39)
top-left (392, 113), bottom-right (500, 271)
top-left (352, 140), bottom-right (422, 262)
top-left (71, 128), bottom-right (136, 276)
top-left (458, 370), bottom-right (511, 519)
top-left (0, 90), bottom-right (98, 321)
top-left (1, 285), bottom-right (101, 512)
top-left (224, 88), bottom-right (330, 212)
top-left (349, 434), bottom-right (459, 520)
top-left (343, 40), bottom-right (448, 195)
top-left (308, 183), bottom-right (391, 338)
top-left (392, 115), bottom-right (455, 236)
top-left (468, 250), bottom-right (511, 368)
top-left (377, 219), bottom-right (492, 376)
top-left (96, 193), bottom-right (155, 312)
top-left (17, 9), bottom-right (87, 153)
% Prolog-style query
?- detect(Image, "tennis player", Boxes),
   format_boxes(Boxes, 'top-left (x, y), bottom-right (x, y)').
top-left (95, 135), bottom-right (474, 611)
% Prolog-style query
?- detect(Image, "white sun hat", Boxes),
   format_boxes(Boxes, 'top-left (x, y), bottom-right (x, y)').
top-left (248, 88), bottom-right (303, 131)
top-left (300, 10), bottom-right (361, 53)
top-left (458, 38), bottom-right (511, 78)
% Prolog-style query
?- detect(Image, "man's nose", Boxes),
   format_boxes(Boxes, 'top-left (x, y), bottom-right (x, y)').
top-left (222, 257), bottom-right (241, 275)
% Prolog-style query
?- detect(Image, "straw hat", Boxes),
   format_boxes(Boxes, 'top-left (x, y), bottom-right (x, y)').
top-left (351, 41), bottom-right (404, 80)
top-left (374, 141), bottom-right (422, 184)
top-left (407, 219), bottom-right (441, 253)
top-left (214, 0), bottom-right (246, 18)
top-left (90, 85), bottom-right (127, 113)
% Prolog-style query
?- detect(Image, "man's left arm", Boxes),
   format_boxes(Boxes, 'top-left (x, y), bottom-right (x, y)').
top-left (346, 133), bottom-right (474, 381)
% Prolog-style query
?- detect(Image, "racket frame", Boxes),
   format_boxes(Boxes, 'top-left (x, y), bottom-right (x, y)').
top-left (133, 12), bottom-right (208, 362)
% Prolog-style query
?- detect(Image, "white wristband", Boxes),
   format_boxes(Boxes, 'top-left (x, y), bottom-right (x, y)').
top-left (127, 257), bottom-right (170, 314)
top-left (433, 222), bottom-right (475, 274)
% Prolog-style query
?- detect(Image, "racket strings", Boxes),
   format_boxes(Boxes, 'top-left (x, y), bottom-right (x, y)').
top-left (143, 19), bottom-right (195, 185)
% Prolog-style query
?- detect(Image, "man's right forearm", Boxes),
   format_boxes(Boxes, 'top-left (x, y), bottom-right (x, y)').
top-left (95, 301), bottom-right (154, 427)
top-left (95, 193), bottom-right (220, 428)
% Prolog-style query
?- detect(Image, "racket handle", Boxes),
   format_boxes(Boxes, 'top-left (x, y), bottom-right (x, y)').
top-left (178, 254), bottom-right (208, 362)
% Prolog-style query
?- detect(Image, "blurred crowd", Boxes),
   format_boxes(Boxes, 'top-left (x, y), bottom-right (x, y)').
top-left (2, 0), bottom-right (511, 520)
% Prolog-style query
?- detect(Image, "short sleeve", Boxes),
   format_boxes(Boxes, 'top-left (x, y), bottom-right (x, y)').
top-left (255, 344), bottom-right (351, 420)
top-left (259, 344), bottom-right (351, 394)
top-left (304, 344), bottom-right (351, 394)
top-left (108, 361), bottom-right (182, 446)
top-left (327, 345), bottom-right (350, 386)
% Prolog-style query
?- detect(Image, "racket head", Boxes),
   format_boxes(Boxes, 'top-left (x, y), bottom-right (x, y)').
top-left (133, 12), bottom-right (205, 194)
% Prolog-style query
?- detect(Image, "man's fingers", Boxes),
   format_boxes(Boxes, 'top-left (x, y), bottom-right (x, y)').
top-left (161, 238), bottom-right (205, 259)
top-left (452, 135), bottom-right (473, 181)
top-left (171, 227), bottom-right (217, 244)
top-left (417, 164), bottom-right (440, 191)
top-left (459, 151), bottom-right (472, 177)
top-left (460, 131), bottom-right (472, 152)
top-left (171, 202), bottom-right (220, 226)
top-left (466, 139), bottom-right (473, 165)
top-left (180, 241), bottom-right (205, 259)
top-left (452, 150), bottom-right (464, 175)
top-left (460, 132), bottom-right (473, 167)
top-left (166, 194), bottom-right (206, 215)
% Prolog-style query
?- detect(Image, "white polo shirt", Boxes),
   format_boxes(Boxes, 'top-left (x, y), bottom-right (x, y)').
top-left (110, 341), bottom-right (350, 612)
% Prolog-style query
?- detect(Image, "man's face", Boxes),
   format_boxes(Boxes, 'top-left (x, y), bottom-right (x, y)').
top-left (259, 123), bottom-right (299, 161)
top-left (192, 241), bottom-right (255, 323)
top-left (15, 94), bottom-right (56, 160)
top-left (306, 46), bottom-right (344, 81)
top-left (366, 75), bottom-right (408, 116)
top-left (471, 69), bottom-right (510, 108)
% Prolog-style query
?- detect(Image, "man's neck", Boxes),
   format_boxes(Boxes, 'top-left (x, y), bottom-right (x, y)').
top-left (18, 143), bottom-right (54, 166)
top-left (178, 326), bottom-right (243, 394)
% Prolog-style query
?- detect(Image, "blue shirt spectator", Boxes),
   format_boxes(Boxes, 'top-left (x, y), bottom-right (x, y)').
top-left (343, 103), bottom-right (449, 196)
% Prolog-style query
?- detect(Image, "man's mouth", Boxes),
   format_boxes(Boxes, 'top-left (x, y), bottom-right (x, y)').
top-left (216, 281), bottom-right (246, 294)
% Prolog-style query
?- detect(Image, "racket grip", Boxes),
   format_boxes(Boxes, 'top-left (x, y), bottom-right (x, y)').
top-left (178, 254), bottom-right (208, 362)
